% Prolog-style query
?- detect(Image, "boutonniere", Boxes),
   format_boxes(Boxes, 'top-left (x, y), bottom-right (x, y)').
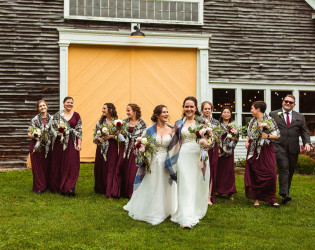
top-left (277, 112), bottom-right (283, 118)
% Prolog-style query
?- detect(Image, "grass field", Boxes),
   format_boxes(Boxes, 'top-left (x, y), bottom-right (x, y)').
top-left (0, 164), bottom-right (314, 249)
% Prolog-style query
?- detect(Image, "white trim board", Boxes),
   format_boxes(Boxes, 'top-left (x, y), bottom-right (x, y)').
top-left (58, 28), bottom-right (211, 108)
top-left (305, 0), bottom-right (315, 10)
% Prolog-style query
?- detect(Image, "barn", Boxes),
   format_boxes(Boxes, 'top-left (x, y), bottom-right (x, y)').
top-left (1, 0), bottom-right (314, 168)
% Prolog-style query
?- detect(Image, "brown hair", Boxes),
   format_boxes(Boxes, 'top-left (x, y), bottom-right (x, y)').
top-left (100, 103), bottom-right (118, 124)
top-left (284, 94), bottom-right (296, 101)
top-left (36, 100), bottom-right (48, 111)
top-left (252, 101), bottom-right (267, 113)
top-left (182, 96), bottom-right (201, 117)
top-left (201, 101), bottom-right (214, 112)
top-left (63, 96), bottom-right (73, 103)
top-left (128, 103), bottom-right (141, 120)
top-left (151, 105), bottom-right (167, 123)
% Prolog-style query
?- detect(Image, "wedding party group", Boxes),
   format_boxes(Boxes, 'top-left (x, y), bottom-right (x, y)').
top-left (28, 94), bottom-right (311, 228)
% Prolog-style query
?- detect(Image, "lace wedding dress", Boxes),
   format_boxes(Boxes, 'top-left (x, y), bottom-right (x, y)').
top-left (171, 126), bottom-right (210, 228)
top-left (123, 134), bottom-right (177, 225)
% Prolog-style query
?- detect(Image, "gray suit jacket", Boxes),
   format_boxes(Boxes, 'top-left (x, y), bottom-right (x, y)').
top-left (269, 109), bottom-right (311, 155)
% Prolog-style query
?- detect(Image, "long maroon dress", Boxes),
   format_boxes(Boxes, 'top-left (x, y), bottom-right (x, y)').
top-left (29, 118), bottom-right (51, 193)
top-left (50, 112), bottom-right (81, 193)
top-left (208, 142), bottom-right (219, 203)
top-left (245, 140), bottom-right (277, 204)
top-left (111, 142), bottom-right (126, 198)
top-left (216, 134), bottom-right (237, 195)
top-left (114, 127), bottom-right (138, 199)
top-left (94, 139), bottom-right (119, 197)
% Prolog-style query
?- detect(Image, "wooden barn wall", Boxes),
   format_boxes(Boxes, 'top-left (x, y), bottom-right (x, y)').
top-left (0, 0), bottom-right (314, 167)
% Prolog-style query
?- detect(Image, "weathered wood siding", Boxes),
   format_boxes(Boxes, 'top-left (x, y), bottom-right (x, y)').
top-left (0, 0), bottom-right (314, 167)
top-left (204, 0), bottom-right (315, 83)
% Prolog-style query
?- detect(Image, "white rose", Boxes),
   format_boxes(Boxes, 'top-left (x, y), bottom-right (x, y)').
top-left (199, 128), bottom-right (206, 136)
top-left (227, 134), bottom-right (232, 138)
top-left (97, 130), bottom-right (101, 135)
top-left (141, 138), bottom-right (148, 145)
top-left (102, 127), bottom-right (108, 133)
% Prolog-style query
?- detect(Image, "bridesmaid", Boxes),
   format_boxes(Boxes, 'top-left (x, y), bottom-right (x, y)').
top-left (216, 106), bottom-right (238, 201)
top-left (27, 100), bottom-right (52, 194)
top-left (245, 101), bottom-right (280, 208)
top-left (112, 103), bottom-right (146, 199)
top-left (50, 96), bottom-right (82, 196)
top-left (93, 103), bottom-right (119, 197)
top-left (200, 101), bottom-right (220, 205)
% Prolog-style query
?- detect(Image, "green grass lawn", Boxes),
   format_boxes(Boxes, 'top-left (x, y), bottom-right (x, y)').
top-left (0, 164), bottom-right (314, 249)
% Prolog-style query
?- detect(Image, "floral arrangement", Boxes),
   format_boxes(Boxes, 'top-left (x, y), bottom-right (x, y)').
top-left (114, 119), bottom-right (128, 142)
top-left (57, 121), bottom-right (69, 143)
top-left (277, 111), bottom-right (283, 118)
top-left (249, 118), bottom-right (275, 142)
top-left (226, 121), bottom-right (240, 139)
top-left (188, 116), bottom-right (223, 149)
top-left (29, 126), bottom-right (50, 152)
top-left (134, 134), bottom-right (157, 172)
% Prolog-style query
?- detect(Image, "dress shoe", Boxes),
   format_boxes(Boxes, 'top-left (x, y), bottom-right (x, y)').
top-left (183, 224), bottom-right (192, 229)
top-left (271, 203), bottom-right (280, 208)
top-left (66, 190), bottom-right (76, 197)
top-left (281, 195), bottom-right (292, 204)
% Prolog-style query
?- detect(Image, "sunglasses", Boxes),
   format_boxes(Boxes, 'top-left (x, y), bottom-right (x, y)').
top-left (284, 100), bottom-right (294, 105)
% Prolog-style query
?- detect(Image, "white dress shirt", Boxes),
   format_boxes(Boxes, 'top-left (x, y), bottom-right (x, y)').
top-left (282, 108), bottom-right (292, 123)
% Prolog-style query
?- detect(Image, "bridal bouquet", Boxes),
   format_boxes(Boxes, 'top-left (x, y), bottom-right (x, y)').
top-left (134, 134), bottom-right (157, 172)
top-left (57, 122), bottom-right (69, 143)
top-left (188, 117), bottom-right (216, 149)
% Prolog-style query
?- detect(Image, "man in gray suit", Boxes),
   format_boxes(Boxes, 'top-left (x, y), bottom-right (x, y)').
top-left (270, 94), bottom-right (311, 204)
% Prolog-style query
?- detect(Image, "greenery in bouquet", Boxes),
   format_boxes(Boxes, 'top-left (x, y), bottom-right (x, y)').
top-left (29, 126), bottom-right (50, 152)
top-left (134, 134), bottom-right (157, 172)
top-left (226, 121), bottom-right (241, 139)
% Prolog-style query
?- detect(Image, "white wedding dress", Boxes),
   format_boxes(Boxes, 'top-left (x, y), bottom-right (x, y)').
top-left (171, 125), bottom-right (210, 228)
top-left (123, 134), bottom-right (177, 225)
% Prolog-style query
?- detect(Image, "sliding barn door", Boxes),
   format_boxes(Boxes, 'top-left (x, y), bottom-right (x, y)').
top-left (68, 45), bottom-right (196, 162)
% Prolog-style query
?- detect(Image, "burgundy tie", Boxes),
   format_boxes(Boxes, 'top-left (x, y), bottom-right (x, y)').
top-left (286, 112), bottom-right (290, 127)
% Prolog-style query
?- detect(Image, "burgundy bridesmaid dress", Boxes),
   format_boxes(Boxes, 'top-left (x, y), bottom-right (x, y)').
top-left (50, 136), bottom-right (63, 193)
top-left (50, 112), bottom-right (81, 193)
top-left (208, 142), bottom-right (219, 204)
top-left (29, 118), bottom-right (50, 193)
top-left (94, 139), bottom-right (119, 197)
top-left (111, 142), bottom-right (126, 198)
top-left (112, 126), bottom-right (138, 199)
top-left (245, 140), bottom-right (277, 204)
top-left (216, 134), bottom-right (237, 196)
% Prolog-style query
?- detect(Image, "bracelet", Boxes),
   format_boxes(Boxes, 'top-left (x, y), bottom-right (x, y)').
top-left (267, 134), bottom-right (270, 139)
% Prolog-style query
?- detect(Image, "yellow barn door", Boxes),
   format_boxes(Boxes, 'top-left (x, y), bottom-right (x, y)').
top-left (68, 45), bottom-right (196, 162)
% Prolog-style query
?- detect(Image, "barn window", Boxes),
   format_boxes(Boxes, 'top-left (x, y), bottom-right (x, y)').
top-left (299, 91), bottom-right (315, 136)
top-left (65, 0), bottom-right (203, 25)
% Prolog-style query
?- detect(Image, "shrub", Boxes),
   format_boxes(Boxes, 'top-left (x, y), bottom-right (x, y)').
top-left (296, 154), bottom-right (315, 175)
top-left (235, 158), bottom-right (246, 168)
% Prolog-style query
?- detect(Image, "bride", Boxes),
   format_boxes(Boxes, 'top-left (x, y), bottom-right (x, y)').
top-left (165, 96), bottom-right (210, 228)
top-left (123, 105), bottom-right (177, 225)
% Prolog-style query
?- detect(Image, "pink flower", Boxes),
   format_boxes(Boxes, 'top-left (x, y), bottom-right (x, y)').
top-left (199, 138), bottom-right (208, 147)
top-left (231, 129), bottom-right (238, 134)
top-left (136, 137), bottom-right (142, 143)
top-left (139, 146), bottom-right (145, 153)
